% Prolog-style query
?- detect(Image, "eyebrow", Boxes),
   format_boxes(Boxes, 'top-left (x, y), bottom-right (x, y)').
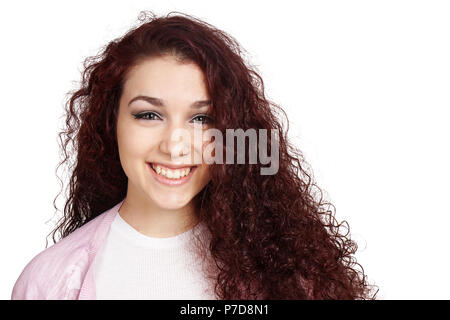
top-left (128, 95), bottom-right (211, 109)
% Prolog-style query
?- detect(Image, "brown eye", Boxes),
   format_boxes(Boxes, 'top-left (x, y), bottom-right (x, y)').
top-left (192, 115), bottom-right (212, 124)
top-left (133, 112), bottom-right (162, 121)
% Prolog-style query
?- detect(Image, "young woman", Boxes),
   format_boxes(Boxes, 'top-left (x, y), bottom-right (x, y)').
top-left (12, 11), bottom-right (377, 300)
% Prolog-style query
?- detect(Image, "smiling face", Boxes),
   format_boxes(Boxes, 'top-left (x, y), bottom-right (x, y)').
top-left (116, 55), bottom-right (213, 212)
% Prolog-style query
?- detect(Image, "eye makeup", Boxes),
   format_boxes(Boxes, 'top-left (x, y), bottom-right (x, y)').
top-left (132, 111), bottom-right (213, 124)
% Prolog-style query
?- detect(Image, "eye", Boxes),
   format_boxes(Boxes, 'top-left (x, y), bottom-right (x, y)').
top-left (133, 112), bottom-right (162, 121)
top-left (192, 114), bottom-right (213, 125)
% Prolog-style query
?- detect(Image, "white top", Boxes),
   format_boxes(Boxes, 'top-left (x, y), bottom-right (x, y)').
top-left (93, 213), bottom-right (217, 299)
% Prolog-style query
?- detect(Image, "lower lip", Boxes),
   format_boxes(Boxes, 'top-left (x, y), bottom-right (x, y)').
top-left (147, 163), bottom-right (197, 186)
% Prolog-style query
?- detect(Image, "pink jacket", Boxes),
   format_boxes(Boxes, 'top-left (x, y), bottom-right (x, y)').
top-left (11, 199), bottom-right (125, 300)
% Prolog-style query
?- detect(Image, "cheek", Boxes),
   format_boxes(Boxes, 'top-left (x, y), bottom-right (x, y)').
top-left (118, 132), bottom-right (142, 159)
top-left (194, 133), bottom-right (214, 160)
top-left (117, 120), bottom-right (154, 158)
top-left (196, 163), bottom-right (212, 186)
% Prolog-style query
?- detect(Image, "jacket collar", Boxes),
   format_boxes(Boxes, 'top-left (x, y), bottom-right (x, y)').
top-left (78, 198), bottom-right (125, 299)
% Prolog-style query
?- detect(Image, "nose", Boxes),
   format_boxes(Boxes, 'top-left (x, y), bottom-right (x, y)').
top-left (159, 123), bottom-right (192, 161)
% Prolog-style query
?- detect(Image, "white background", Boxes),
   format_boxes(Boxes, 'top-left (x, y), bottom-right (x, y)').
top-left (1, 0), bottom-right (449, 299)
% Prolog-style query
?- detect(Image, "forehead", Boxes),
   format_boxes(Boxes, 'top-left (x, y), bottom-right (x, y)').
top-left (122, 56), bottom-right (209, 101)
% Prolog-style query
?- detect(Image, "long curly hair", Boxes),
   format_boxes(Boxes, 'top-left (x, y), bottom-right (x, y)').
top-left (49, 11), bottom-right (377, 299)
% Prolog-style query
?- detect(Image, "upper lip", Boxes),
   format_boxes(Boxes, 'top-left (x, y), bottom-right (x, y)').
top-left (147, 162), bottom-right (196, 169)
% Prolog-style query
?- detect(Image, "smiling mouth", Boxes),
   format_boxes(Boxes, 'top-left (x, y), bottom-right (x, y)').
top-left (148, 162), bottom-right (197, 180)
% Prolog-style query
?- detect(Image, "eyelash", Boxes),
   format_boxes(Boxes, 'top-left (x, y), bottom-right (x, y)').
top-left (132, 112), bottom-right (212, 124)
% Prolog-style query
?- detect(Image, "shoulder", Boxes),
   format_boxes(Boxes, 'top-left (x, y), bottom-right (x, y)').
top-left (11, 211), bottom-right (110, 300)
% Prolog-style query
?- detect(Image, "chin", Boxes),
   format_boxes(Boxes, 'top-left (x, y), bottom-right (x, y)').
top-left (152, 194), bottom-right (193, 210)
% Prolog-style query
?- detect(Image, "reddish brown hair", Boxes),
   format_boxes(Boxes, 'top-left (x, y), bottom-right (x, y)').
top-left (49, 11), bottom-right (377, 299)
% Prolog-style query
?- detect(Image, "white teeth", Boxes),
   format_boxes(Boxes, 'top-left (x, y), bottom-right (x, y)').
top-left (151, 164), bottom-right (192, 179)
